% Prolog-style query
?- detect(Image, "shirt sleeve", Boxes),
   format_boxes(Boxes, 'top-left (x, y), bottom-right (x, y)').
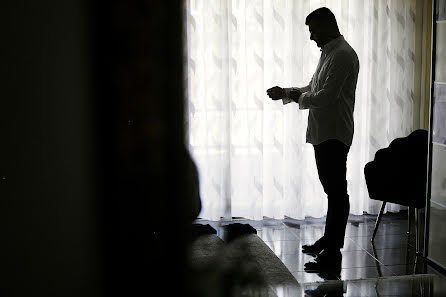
top-left (298, 51), bottom-right (353, 110)
top-left (299, 84), bottom-right (311, 93)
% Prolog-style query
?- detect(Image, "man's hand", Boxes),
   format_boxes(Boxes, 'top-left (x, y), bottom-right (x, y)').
top-left (266, 86), bottom-right (286, 100)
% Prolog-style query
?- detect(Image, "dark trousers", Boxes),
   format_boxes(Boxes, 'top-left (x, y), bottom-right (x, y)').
top-left (314, 139), bottom-right (350, 249)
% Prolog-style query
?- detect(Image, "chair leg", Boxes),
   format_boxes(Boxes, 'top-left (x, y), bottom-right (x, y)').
top-left (372, 202), bottom-right (386, 242)
top-left (408, 206), bottom-right (412, 236)
top-left (414, 207), bottom-right (419, 254)
top-left (371, 240), bottom-right (383, 277)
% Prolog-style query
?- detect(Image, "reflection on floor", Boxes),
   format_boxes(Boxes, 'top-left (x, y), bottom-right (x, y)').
top-left (193, 212), bottom-right (446, 297)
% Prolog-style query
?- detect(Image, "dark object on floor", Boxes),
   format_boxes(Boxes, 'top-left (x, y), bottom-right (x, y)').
top-left (221, 223), bottom-right (257, 242)
top-left (304, 279), bottom-right (344, 297)
top-left (191, 224), bottom-right (217, 239)
top-left (364, 129), bottom-right (428, 251)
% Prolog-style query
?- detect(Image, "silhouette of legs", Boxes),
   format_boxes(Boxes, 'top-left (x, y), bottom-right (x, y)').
top-left (314, 139), bottom-right (350, 249)
top-left (304, 139), bottom-right (349, 271)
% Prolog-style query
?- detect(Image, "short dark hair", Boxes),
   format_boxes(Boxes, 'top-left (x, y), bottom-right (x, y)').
top-left (305, 7), bottom-right (339, 31)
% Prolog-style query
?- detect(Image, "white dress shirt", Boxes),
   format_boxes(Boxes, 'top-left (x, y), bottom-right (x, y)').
top-left (283, 36), bottom-right (359, 146)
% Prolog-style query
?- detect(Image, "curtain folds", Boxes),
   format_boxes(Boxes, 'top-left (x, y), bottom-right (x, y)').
top-left (413, 0), bottom-right (433, 130)
top-left (185, 0), bottom-right (429, 220)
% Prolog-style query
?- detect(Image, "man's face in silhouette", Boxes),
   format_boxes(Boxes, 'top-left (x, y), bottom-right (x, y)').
top-left (308, 20), bottom-right (329, 48)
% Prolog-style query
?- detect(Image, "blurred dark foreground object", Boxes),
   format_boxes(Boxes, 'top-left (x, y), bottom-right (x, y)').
top-left (191, 224), bottom-right (217, 239)
top-left (188, 228), bottom-right (299, 297)
top-left (221, 223), bottom-right (257, 242)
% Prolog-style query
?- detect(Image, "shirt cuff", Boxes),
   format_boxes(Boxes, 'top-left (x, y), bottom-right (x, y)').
top-left (282, 97), bottom-right (293, 105)
top-left (297, 92), bottom-right (307, 109)
top-left (283, 88), bottom-right (307, 107)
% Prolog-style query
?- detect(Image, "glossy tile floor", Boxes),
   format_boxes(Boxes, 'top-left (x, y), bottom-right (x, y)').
top-left (195, 211), bottom-right (446, 296)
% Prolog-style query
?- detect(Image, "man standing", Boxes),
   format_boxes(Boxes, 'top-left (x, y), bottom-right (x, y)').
top-left (266, 7), bottom-right (359, 273)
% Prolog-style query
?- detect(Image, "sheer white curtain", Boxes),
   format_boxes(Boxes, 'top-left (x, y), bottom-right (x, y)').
top-left (185, 0), bottom-right (418, 220)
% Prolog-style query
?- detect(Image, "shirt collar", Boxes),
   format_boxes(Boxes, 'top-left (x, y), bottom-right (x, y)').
top-left (321, 35), bottom-right (344, 54)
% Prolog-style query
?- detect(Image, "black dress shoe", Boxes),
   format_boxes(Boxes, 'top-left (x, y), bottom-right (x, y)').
top-left (302, 243), bottom-right (324, 256)
top-left (304, 249), bottom-right (342, 274)
top-left (302, 237), bottom-right (325, 256)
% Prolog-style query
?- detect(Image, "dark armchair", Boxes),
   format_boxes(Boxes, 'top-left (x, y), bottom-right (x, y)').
top-left (364, 129), bottom-right (428, 252)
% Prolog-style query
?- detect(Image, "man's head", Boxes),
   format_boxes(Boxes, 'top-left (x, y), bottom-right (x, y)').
top-left (305, 7), bottom-right (340, 48)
